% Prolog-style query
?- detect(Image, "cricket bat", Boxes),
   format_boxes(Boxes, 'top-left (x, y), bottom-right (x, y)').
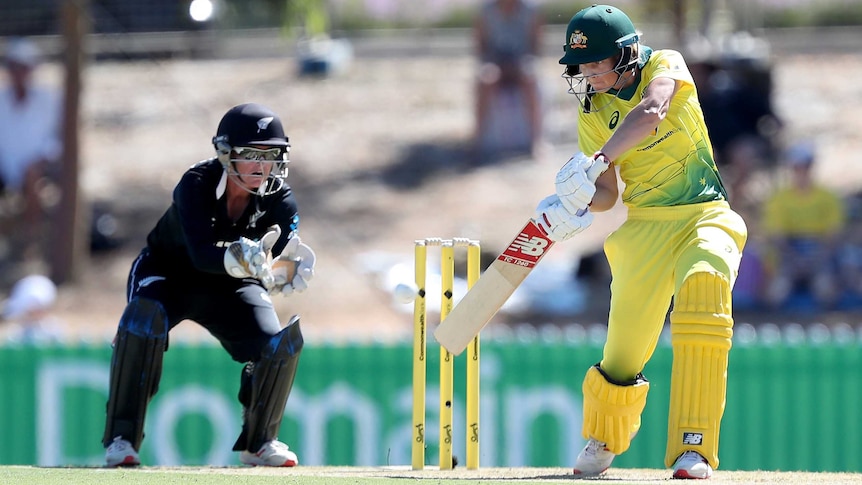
top-left (433, 219), bottom-right (554, 355)
top-left (433, 155), bottom-right (609, 355)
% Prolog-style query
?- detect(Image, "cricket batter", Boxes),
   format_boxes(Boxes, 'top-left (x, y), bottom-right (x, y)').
top-left (102, 103), bottom-right (316, 467)
top-left (534, 5), bottom-right (748, 479)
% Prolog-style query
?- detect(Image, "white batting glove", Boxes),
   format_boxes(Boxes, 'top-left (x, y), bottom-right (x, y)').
top-left (271, 235), bottom-right (316, 296)
top-left (554, 152), bottom-right (612, 214)
top-left (534, 194), bottom-right (594, 242)
top-left (555, 152), bottom-right (595, 214)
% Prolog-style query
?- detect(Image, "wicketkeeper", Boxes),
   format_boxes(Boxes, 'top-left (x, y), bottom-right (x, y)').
top-left (102, 103), bottom-right (316, 467)
top-left (534, 5), bottom-right (748, 479)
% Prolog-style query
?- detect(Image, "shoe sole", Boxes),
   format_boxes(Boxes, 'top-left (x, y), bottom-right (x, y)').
top-left (106, 456), bottom-right (140, 468)
top-left (241, 459), bottom-right (298, 467)
top-left (240, 455), bottom-right (298, 467)
top-left (673, 469), bottom-right (711, 479)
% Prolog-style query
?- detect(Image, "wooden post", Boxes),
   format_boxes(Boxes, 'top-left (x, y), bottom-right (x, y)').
top-left (51, 0), bottom-right (89, 284)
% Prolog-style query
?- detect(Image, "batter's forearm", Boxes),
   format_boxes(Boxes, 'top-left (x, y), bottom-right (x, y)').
top-left (589, 186), bottom-right (617, 212)
top-left (589, 168), bottom-right (619, 213)
top-left (601, 85), bottom-right (671, 160)
top-left (602, 111), bottom-right (664, 161)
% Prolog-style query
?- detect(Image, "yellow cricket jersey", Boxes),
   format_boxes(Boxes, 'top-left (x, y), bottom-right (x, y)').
top-left (578, 47), bottom-right (728, 208)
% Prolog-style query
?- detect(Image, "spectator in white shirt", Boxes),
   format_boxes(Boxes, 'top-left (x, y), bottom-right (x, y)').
top-left (0, 38), bottom-right (63, 262)
top-left (0, 274), bottom-right (65, 345)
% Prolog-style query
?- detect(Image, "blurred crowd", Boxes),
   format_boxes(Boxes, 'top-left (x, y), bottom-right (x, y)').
top-left (733, 141), bottom-right (862, 314)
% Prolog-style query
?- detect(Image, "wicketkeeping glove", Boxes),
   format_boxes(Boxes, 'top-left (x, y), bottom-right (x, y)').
top-left (270, 235), bottom-right (316, 296)
top-left (534, 194), bottom-right (594, 242)
top-left (223, 225), bottom-right (282, 288)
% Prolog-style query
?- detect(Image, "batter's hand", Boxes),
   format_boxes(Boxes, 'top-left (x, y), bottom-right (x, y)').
top-left (555, 152), bottom-right (611, 214)
top-left (554, 152), bottom-right (595, 214)
top-left (534, 194), bottom-right (594, 242)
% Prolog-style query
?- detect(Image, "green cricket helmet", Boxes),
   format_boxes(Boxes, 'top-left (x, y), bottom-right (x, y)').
top-left (559, 5), bottom-right (640, 111)
top-left (560, 4), bottom-right (639, 69)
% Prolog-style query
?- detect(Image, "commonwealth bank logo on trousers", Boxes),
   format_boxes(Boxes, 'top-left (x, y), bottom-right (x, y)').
top-left (682, 433), bottom-right (704, 445)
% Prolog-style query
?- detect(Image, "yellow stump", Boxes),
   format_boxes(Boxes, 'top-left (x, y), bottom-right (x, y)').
top-left (411, 241), bottom-right (427, 470)
top-left (465, 241), bottom-right (481, 470)
top-left (438, 241), bottom-right (454, 470)
top-left (411, 238), bottom-right (481, 471)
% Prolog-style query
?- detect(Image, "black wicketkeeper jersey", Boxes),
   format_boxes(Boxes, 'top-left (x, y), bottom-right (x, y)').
top-left (144, 159), bottom-right (299, 276)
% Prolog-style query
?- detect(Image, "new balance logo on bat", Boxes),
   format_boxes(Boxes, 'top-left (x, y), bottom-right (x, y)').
top-left (510, 233), bottom-right (548, 257)
top-left (498, 220), bottom-right (553, 268)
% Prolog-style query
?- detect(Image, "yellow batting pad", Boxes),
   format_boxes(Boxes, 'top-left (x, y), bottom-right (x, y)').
top-left (582, 365), bottom-right (650, 455)
top-left (666, 272), bottom-right (733, 469)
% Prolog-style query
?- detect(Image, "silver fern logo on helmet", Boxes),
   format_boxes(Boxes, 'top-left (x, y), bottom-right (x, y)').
top-left (256, 117), bottom-right (274, 133)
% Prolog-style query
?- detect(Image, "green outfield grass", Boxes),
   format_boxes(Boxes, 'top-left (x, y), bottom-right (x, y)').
top-left (3, 466), bottom-right (862, 485)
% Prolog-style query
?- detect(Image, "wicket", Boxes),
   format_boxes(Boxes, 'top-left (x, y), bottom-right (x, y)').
top-left (412, 237), bottom-right (481, 470)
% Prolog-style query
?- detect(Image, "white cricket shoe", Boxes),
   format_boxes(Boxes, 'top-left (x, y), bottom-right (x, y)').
top-left (572, 438), bottom-right (615, 477)
top-left (240, 440), bottom-right (299, 467)
top-left (672, 451), bottom-right (713, 479)
top-left (105, 436), bottom-right (140, 467)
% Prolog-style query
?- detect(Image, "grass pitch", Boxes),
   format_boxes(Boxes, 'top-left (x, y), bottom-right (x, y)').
top-left (3, 466), bottom-right (862, 485)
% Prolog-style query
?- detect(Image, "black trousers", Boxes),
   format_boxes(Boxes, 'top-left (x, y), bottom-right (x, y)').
top-left (126, 248), bottom-right (283, 363)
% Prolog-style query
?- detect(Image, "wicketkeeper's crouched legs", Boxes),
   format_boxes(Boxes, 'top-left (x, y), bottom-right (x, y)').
top-left (581, 364), bottom-right (650, 454)
top-left (665, 271), bottom-right (733, 469)
top-left (103, 297), bottom-right (168, 450)
top-left (233, 315), bottom-right (304, 453)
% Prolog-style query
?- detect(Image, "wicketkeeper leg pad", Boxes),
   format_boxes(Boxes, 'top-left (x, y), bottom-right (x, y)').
top-left (103, 297), bottom-right (168, 449)
top-left (581, 364), bottom-right (650, 455)
top-left (665, 272), bottom-right (733, 469)
top-left (233, 315), bottom-right (304, 452)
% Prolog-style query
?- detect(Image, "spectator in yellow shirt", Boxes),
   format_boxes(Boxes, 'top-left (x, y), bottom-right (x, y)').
top-left (762, 141), bottom-right (844, 310)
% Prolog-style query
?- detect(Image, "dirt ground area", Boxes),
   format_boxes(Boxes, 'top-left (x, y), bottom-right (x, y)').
top-left (74, 465), bottom-right (862, 484)
top-left (5, 41), bottom-right (862, 343)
